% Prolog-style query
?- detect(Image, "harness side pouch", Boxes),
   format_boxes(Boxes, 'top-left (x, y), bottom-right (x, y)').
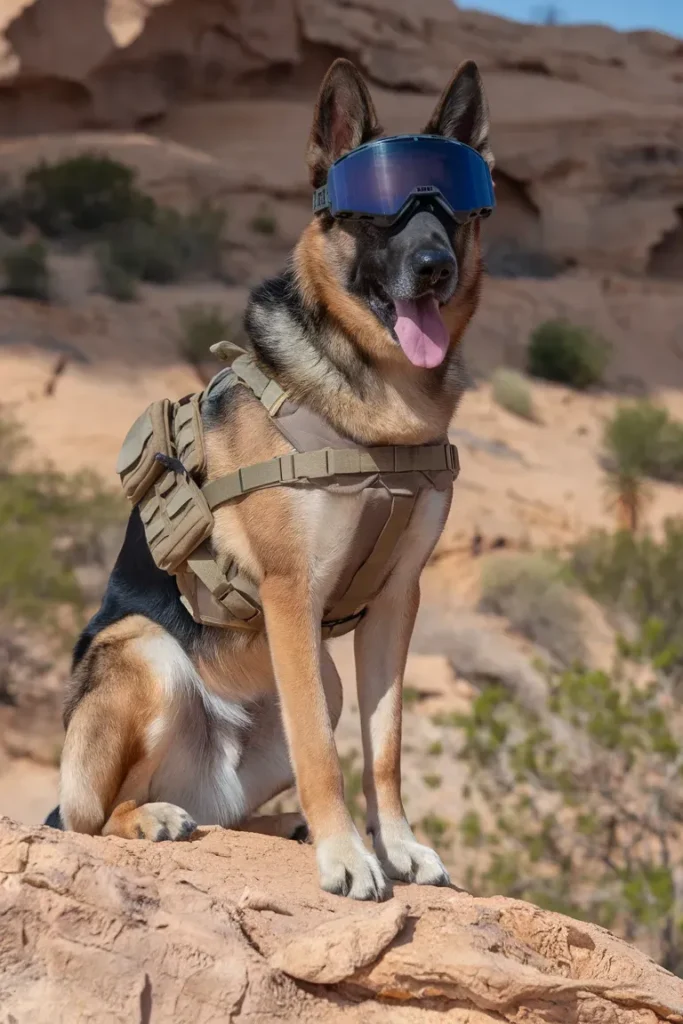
top-left (116, 399), bottom-right (173, 505)
top-left (139, 466), bottom-right (213, 574)
top-left (117, 396), bottom-right (213, 575)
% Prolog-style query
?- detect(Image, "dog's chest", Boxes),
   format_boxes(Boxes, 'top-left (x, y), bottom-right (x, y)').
top-left (295, 482), bottom-right (450, 617)
top-left (298, 486), bottom-right (369, 609)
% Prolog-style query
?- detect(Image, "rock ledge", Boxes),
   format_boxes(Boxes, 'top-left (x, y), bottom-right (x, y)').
top-left (1, 816), bottom-right (681, 1022)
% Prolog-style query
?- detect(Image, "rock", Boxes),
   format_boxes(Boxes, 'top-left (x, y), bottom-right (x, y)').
top-left (0, 816), bottom-right (681, 1023)
top-left (0, 0), bottom-right (680, 275)
top-left (269, 898), bottom-right (408, 983)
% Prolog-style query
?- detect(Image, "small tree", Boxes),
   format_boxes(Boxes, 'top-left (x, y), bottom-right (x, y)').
top-left (604, 402), bottom-right (683, 487)
top-left (604, 465), bottom-right (649, 534)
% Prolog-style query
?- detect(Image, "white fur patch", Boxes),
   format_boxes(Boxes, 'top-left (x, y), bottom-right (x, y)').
top-left (136, 632), bottom-right (251, 826)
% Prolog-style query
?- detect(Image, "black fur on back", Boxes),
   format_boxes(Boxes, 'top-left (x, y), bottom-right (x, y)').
top-left (72, 506), bottom-right (202, 669)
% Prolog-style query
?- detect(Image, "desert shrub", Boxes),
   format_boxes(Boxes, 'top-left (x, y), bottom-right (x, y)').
top-left (480, 552), bottom-right (583, 664)
top-left (0, 410), bottom-right (123, 626)
top-left (2, 242), bottom-right (49, 299)
top-left (527, 319), bottom-right (609, 389)
top-left (166, 201), bottom-right (226, 277)
top-left (603, 402), bottom-right (683, 485)
top-left (571, 521), bottom-right (683, 681)
top-left (0, 176), bottom-right (26, 237)
top-left (95, 244), bottom-right (137, 301)
top-left (177, 304), bottom-right (232, 371)
top-left (22, 154), bottom-right (154, 238)
top-left (106, 202), bottom-right (226, 284)
top-left (491, 368), bottom-right (536, 420)
top-left (423, 773), bottom-right (442, 789)
top-left (457, 650), bottom-right (683, 972)
top-left (250, 205), bottom-right (277, 236)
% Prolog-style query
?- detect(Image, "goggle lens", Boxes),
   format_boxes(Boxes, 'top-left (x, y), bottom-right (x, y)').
top-left (314, 135), bottom-right (495, 225)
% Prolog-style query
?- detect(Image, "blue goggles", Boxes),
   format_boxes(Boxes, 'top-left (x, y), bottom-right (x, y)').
top-left (313, 134), bottom-right (495, 227)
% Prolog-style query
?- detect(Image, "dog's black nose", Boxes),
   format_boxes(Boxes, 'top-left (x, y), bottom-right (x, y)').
top-left (411, 248), bottom-right (456, 288)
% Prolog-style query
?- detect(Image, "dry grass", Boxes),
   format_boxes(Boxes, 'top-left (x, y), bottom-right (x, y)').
top-left (480, 552), bottom-right (583, 665)
top-left (491, 368), bottom-right (536, 421)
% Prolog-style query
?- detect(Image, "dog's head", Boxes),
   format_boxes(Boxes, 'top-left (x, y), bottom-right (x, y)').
top-left (298, 58), bottom-right (493, 370)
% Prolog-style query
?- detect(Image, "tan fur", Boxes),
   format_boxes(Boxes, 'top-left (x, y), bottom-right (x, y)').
top-left (61, 616), bottom-right (165, 834)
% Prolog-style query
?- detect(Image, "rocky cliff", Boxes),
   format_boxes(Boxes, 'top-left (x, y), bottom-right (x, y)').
top-left (1, 815), bottom-right (682, 1022)
top-left (0, 0), bottom-right (682, 276)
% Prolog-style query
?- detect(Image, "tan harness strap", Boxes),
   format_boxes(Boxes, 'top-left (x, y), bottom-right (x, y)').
top-left (202, 443), bottom-right (458, 511)
top-left (210, 341), bottom-right (287, 416)
top-left (186, 544), bottom-right (261, 625)
top-left (325, 492), bottom-right (418, 625)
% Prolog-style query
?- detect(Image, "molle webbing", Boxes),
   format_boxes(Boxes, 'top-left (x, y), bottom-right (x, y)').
top-left (201, 443), bottom-right (458, 511)
top-left (116, 341), bottom-right (460, 637)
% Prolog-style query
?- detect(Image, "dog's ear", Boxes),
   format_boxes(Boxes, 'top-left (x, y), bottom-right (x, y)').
top-left (423, 61), bottom-right (493, 168)
top-left (307, 58), bottom-right (381, 189)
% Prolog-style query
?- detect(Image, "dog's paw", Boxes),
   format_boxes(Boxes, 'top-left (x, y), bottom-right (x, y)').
top-left (379, 839), bottom-right (450, 887)
top-left (290, 821), bottom-right (310, 844)
top-left (134, 802), bottom-right (197, 842)
top-left (317, 831), bottom-right (391, 901)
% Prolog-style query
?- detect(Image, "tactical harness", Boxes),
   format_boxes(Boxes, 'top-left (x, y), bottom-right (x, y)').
top-left (116, 342), bottom-right (460, 638)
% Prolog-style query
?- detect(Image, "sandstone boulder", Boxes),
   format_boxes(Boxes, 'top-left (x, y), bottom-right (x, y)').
top-left (0, 0), bottom-right (681, 275)
top-left (1, 816), bottom-right (682, 1022)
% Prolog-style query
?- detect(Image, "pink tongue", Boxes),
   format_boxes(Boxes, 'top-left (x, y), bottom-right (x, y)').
top-left (394, 296), bottom-right (450, 368)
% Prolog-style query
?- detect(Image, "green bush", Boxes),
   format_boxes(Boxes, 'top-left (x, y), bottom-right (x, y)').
top-left (0, 410), bottom-right (123, 625)
top-left (106, 202), bottom-right (226, 284)
top-left (250, 206), bottom-right (277, 236)
top-left (527, 319), bottom-right (610, 389)
top-left (22, 154), bottom-right (155, 238)
top-left (0, 177), bottom-right (25, 238)
top-left (603, 401), bottom-right (683, 484)
top-left (491, 368), bottom-right (536, 420)
top-left (480, 552), bottom-right (582, 664)
top-left (2, 242), bottom-right (49, 299)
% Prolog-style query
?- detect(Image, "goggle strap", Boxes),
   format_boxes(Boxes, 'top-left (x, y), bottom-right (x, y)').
top-left (312, 186), bottom-right (330, 214)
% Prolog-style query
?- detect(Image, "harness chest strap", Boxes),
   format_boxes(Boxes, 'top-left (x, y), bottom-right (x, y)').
top-left (201, 443), bottom-right (459, 510)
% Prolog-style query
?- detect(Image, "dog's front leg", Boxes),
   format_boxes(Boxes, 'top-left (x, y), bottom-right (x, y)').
top-left (355, 578), bottom-right (451, 887)
top-left (260, 575), bottom-right (390, 900)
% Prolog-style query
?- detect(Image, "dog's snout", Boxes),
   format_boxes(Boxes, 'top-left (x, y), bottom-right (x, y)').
top-left (411, 248), bottom-right (456, 288)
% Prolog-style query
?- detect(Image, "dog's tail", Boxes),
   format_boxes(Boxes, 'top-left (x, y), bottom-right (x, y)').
top-left (44, 806), bottom-right (64, 830)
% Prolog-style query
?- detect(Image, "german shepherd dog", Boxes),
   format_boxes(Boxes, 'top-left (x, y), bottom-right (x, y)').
top-left (54, 58), bottom-right (493, 900)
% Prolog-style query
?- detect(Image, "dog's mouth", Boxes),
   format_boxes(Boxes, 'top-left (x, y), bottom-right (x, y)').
top-left (369, 286), bottom-right (450, 370)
